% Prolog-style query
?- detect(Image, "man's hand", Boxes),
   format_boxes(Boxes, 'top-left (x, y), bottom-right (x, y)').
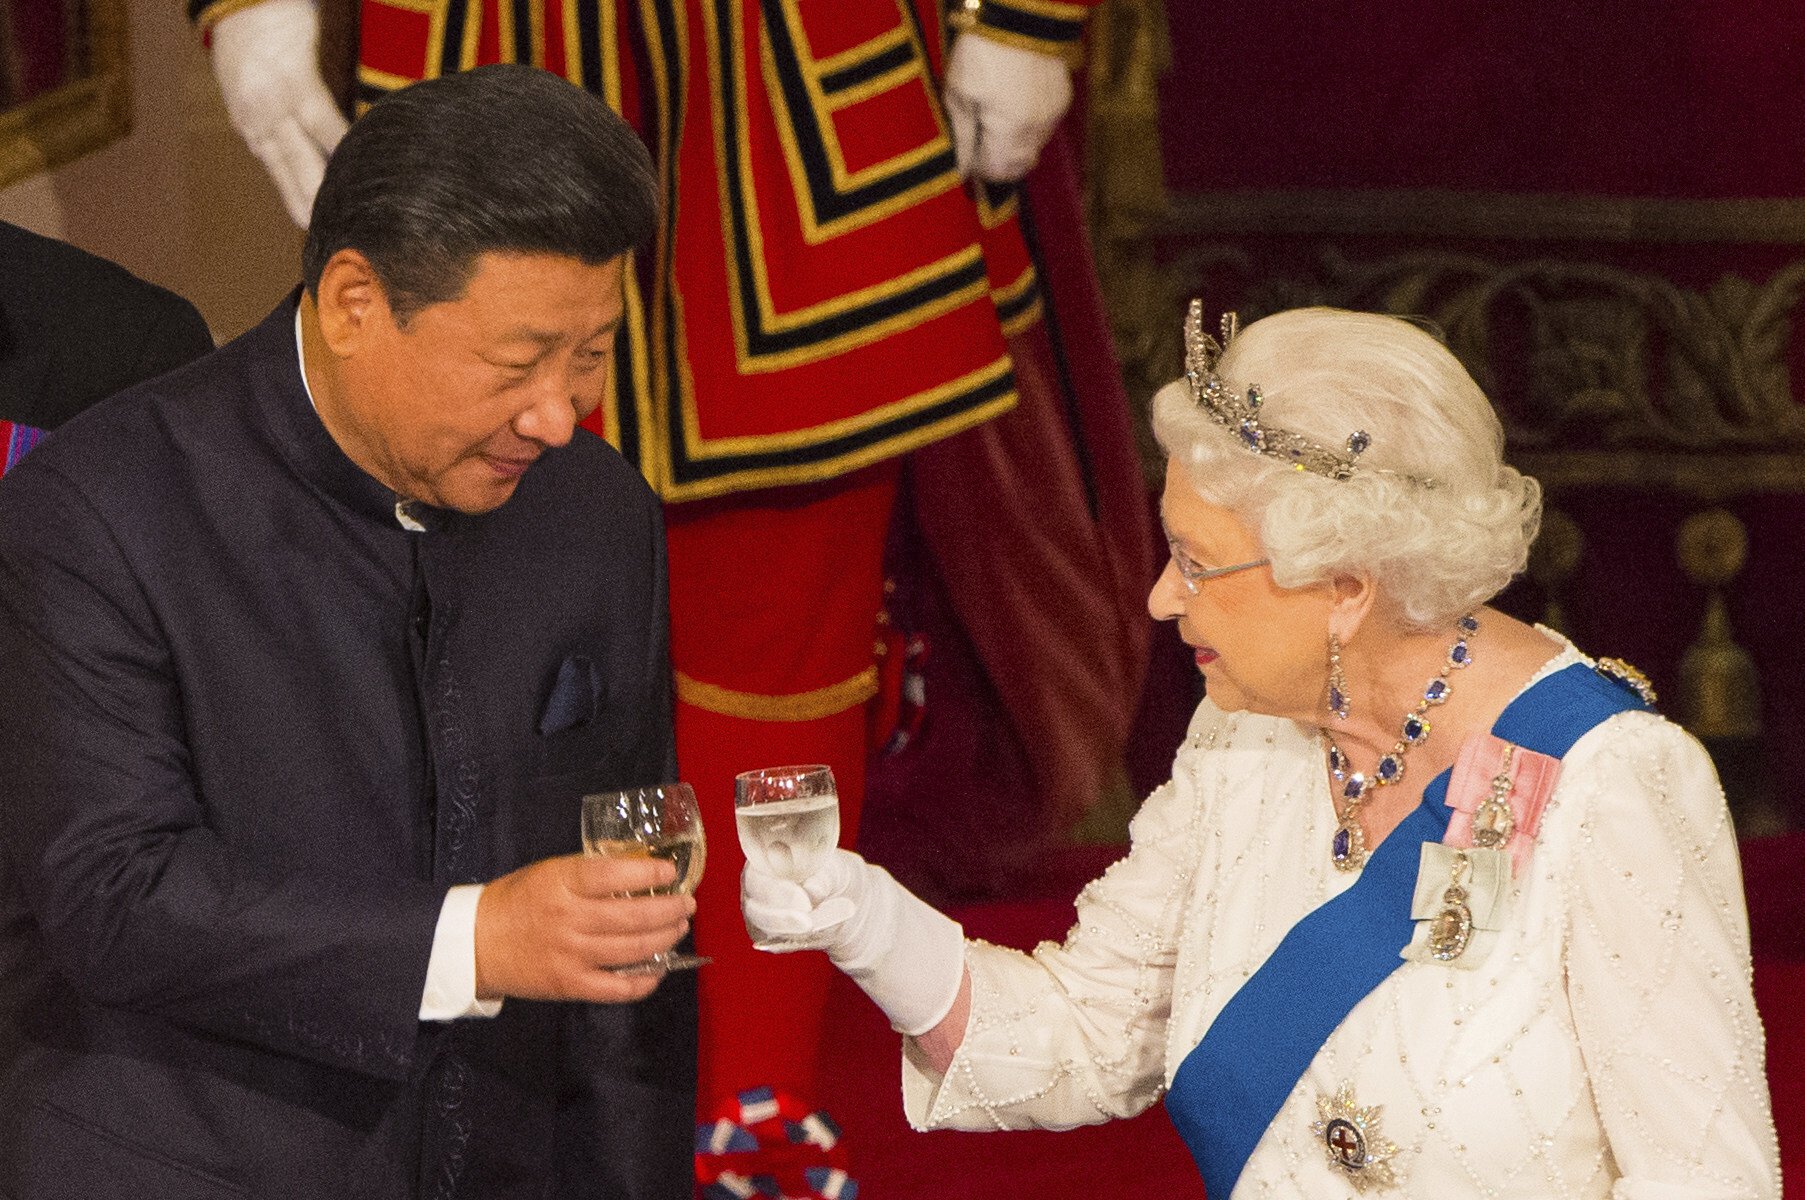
top-left (942, 34), bottom-right (1074, 183)
top-left (474, 853), bottom-right (695, 1003)
top-left (209, 0), bottom-right (349, 227)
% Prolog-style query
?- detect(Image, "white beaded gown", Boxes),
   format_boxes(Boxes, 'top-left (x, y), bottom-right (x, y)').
top-left (903, 644), bottom-right (1782, 1198)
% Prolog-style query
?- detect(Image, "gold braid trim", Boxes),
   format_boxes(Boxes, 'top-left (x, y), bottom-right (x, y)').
top-left (960, 24), bottom-right (1084, 68)
top-left (991, 0), bottom-right (1091, 18)
top-left (194, 0), bottom-right (269, 32)
top-left (675, 666), bottom-right (879, 722)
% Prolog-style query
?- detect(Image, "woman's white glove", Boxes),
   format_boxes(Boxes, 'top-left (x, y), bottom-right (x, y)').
top-left (209, 0), bottom-right (349, 227)
top-left (742, 848), bottom-right (966, 1037)
top-left (942, 34), bottom-right (1073, 182)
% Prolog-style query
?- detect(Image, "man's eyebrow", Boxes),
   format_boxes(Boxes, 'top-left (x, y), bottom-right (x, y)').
top-left (495, 317), bottom-right (624, 346)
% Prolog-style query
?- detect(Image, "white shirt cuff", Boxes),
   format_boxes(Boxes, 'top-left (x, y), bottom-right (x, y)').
top-left (419, 883), bottom-right (504, 1021)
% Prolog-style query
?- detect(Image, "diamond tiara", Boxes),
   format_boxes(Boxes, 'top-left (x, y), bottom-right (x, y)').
top-left (1183, 300), bottom-right (1430, 485)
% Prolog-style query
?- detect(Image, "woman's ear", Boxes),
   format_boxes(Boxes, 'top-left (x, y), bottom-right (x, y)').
top-left (1325, 571), bottom-right (1378, 644)
top-left (312, 249), bottom-right (391, 358)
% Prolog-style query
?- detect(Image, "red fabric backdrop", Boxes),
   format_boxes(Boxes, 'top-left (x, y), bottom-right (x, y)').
top-left (1, 0), bottom-right (75, 107)
top-left (1160, 5), bottom-right (1805, 199)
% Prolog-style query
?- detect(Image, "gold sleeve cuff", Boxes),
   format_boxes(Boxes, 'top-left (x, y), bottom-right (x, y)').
top-left (961, 24), bottom-right (1085, 69)
top-left (192, 0), bottom-right (269, 33)
top-left (948, 0), bottom-right (1093, 68)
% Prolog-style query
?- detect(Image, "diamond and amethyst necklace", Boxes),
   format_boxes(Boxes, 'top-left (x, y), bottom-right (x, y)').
top-left (1325, 613), bottom-right (1479, 872)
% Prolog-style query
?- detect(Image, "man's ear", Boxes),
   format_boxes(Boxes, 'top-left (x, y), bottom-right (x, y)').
top-left (313, 249), bottom-right (393, 358)
top-left (1325, 570), bottom-right (1378, 645)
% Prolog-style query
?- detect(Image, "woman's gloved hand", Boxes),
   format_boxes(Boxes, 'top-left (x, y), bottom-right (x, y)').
top-left (209, 0), bottom-right (349, 226)
top-left (941, 33), bottom-right (1073, 182)
top-left (742, 848), bottom-right (965, 1036)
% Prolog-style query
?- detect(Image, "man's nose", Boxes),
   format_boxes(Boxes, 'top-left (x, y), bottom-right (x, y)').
top-left (515, 369), bottom-right (580, 448)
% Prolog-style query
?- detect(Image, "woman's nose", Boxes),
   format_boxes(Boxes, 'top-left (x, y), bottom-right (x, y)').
top-left (1147, 558), bottom-right (1186, 621)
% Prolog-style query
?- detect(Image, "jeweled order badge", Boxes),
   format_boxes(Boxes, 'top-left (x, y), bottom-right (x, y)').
top-left (1312, 1083), bottom-right (1401, 1192)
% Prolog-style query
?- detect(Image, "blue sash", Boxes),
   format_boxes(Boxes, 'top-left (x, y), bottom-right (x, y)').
top-left (1164, 662), bottom-right (1648, 1198)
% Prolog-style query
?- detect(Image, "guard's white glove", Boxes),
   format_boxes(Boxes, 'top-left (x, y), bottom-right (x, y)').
top-left (942, 34), bottom-right (1073, 183)
top-left (743, 849), bottom-right (965, 1037)
top-left (209, 0), bottom-right (349, 227)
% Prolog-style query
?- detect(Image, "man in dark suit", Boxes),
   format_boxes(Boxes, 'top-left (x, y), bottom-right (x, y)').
top-left (0, 66), bottom-right (696, 1199)
top-left (0, 220), bottom-right (214, 468)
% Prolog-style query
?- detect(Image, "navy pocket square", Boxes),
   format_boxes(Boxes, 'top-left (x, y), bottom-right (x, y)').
top-left (539, 654), bottom-right (604, 736)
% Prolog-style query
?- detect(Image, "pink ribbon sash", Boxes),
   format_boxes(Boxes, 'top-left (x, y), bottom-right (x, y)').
top-left (1443, 733), bottom-right (1561, 877)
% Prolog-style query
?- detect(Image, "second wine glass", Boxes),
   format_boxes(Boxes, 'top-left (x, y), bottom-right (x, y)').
top-left (734, 764), bottom-right (842, 950)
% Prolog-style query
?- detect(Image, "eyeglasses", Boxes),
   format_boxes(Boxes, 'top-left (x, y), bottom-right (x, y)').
top-left (1166, 537), bottom-right (1270, 594)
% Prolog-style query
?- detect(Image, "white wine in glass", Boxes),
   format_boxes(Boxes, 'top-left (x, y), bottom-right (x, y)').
top-left (580, 782), bottom-right (709, 972)
top-left (734, 765), bottom-right (841, 949)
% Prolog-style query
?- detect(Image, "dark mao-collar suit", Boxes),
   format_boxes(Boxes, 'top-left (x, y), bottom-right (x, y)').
top-left (0, 298), bottom-right (695, 1198)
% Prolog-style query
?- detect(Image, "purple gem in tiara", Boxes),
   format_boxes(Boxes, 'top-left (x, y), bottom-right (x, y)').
top-left (1347, 430), bottom-right (1371, 456)
top-left (1424, 679), bottom-right (1450, 704)
top-left (1245, 385), bottom-right (1263, 410)
top-left (1239, 420), bottom-right (1263, 450)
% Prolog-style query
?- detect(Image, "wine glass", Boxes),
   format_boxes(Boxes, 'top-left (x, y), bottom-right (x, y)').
top-left (734, 765), bottom-right (845, 950)
top-left (580, 782), bottom-right (710, 973)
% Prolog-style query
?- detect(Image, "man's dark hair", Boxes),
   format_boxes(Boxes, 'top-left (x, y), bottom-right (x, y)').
top-left (301, 64), bottom-right (658, 324)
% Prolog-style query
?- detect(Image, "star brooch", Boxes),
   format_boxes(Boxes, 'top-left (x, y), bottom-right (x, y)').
top-left (1311, 1082), bottom-right (1402, 1192)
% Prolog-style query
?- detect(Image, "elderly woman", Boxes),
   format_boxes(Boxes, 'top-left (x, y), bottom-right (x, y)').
top-left (741, 305), bottom-right (1781, 1197)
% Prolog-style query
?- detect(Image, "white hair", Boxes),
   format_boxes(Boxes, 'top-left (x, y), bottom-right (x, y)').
top-left (1152, 306), bottom-right (1542, 629)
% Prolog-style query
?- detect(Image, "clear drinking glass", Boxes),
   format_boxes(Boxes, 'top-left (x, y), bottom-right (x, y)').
top-left (734, 765), bottom-right (843, 950)
top-left (580, 782), bottom-right (710, 973)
